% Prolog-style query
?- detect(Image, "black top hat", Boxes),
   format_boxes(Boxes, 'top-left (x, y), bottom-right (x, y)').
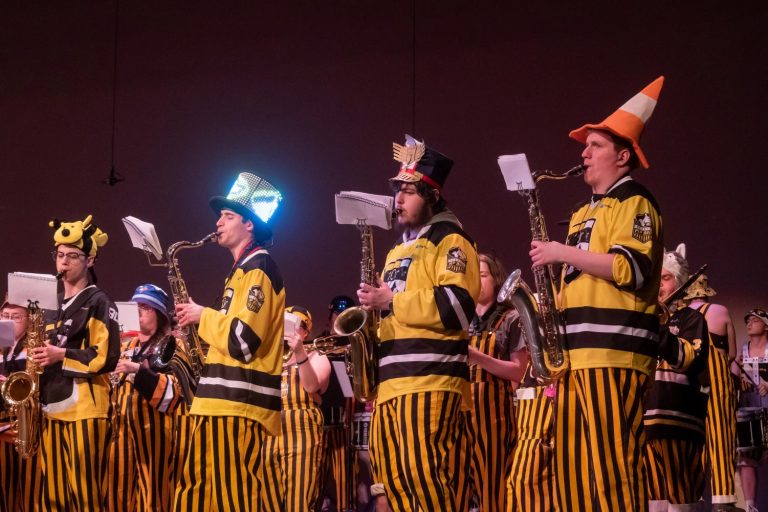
top-left (210, 172), bottom-right (283, 243)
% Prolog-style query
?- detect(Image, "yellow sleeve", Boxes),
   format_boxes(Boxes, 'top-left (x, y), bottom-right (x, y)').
top-left (392, 234), bottom-right (480, 332)
top-left (198, 267), bottom-right (282, 363)
top-left (608, 196), bottom-right (663, 290)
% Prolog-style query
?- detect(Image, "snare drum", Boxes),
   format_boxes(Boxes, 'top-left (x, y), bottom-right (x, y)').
top-left (352, 412), bottom-right (371, 450)
top-left (736, 407), bottom-right (768, 460)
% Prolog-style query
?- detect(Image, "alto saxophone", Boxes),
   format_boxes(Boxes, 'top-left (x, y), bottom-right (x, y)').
top-left (497, 164), bottom-right (585, 382)
top-left (1, 301), bottom-right (44, 458)
top-left (166, 233), bottom-right (217, 381)
top-left (333, 221), bottom-right (380, 402)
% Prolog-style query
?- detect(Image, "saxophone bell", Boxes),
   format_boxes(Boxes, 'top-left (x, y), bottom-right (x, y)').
top-left (1, 301), bottom-right (44, 458)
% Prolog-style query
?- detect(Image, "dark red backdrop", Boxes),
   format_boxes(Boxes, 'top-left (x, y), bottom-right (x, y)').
top-left (1, 2), bottom-right (765, 339)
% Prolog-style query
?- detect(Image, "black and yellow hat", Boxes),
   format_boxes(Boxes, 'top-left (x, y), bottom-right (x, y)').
top-left (391, 134), bottom-right (453, 191)
top-left (210, 172), bottom-right (283, 243)
top-left (49, 214), bottom-right (108, 256)
top-left (286, 305), bottom-right (312, 332)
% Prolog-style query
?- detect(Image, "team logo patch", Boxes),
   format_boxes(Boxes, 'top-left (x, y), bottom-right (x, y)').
top-left (564, 218), bottom-right (596, 284)
top-left (632, 213), bottom-right (653, 243)
top-left (246, 285), bottom-right (265, 313)
top-left (218, 288), bottom-right (234, 313)
top-left (383, 257), bottom-right (412, 293)
top-left (446, 247), bottom-right (468, 273)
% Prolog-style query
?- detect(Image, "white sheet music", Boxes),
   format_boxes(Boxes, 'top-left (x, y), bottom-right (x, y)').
top-left (332, 360), bottom-right (354, 398)
top-left (122, 216), bottom-right (163, 260)
top-left (335, 191), bottom-right (394, 230)
top-left (284, 312), bottom-right (300, 338)
top-left (498, 154), bottom-right (536, 191)
top-left (0, 321), bottom-right (14, 348)
top-left (7, 272), bottom-right (58, 311)
top-left (115, 301), bottom-right (139, 333)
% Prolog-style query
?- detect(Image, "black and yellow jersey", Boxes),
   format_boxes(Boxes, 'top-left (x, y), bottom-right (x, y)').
top-left (644, 307), bottom-right (709, 441)
top-left (191, 248), bottom-right (285, 435)
top-left (114, 336), bottom-right (193, 415)
top-left (560, 176), bottom-right (663, 374)
top-left (41, 285), bottom-right (121, 421)
top-left (468, 304), bottom-right (524, 383)
top-left (378, 210), bottom-right (480, 405)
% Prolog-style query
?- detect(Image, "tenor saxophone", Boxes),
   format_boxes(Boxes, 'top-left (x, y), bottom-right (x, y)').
top-left (166, 233), bottom-right (217, 381)
top-left (1, 301), bottom-right (44, 458)
top-left (497, 164), bottom-right (585, 382)
top-left (333, 221), bottom-right (380, 402)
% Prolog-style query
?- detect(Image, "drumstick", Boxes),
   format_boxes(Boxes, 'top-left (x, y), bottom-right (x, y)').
top-left (734, 358), bottom-right (758, 387)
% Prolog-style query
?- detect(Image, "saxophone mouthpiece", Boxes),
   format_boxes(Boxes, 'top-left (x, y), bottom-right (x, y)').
top-left (55, 271), bottom-right (65, 280)
top-left (567, 164), bottom-right (587, 177)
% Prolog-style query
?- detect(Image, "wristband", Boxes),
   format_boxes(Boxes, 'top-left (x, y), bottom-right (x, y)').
top-left (296, 356), bottom-right (309, 366)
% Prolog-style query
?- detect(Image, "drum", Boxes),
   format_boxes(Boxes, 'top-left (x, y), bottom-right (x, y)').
top-left (736, 407), bottom-right (768, 460)
top-left (352, 412), bottom-right (371, 450)
top-left (322, 405), bottom-right (346, 429)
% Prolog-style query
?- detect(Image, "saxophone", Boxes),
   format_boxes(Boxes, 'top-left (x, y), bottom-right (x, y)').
top-left (497, 164), bottom-right (585, 382)
top-left (333, 221), bottom-right (380, 402)
top-left (166, 233), bottom-right (218, 381)
top-left (1, 301), bottom-right (44, 458)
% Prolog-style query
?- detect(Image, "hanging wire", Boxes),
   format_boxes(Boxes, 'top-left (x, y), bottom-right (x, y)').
top-left (105, 0), bottom-right (124, 186)
top-left (411, 0), bottom-right (416, 137)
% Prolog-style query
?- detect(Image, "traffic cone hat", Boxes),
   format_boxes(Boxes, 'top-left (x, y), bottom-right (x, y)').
top-left (569, 76), bottom-right (664, 169)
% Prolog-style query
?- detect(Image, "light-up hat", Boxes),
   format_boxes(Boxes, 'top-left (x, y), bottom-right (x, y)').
top-left (210, 172), bottom-right (283, 242)
top-left (569, 76), bottom-right (665, 169)
top-left (390, 134), bottom-right (453, 190)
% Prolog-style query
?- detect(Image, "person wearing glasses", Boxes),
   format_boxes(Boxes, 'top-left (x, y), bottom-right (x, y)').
top-left (28, 215), bottom-right (120, 511)
top-left (0, 299), bottom-right (43, 511)
top-left (107, 284), bottom-right (195, 512)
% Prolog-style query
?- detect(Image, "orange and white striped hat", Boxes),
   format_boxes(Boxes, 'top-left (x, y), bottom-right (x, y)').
top-left (569, 76), bottom-right (665, 169)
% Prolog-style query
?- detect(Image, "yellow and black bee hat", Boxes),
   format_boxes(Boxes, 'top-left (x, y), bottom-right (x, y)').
top-left (49, 214), bottom-right (108, 256)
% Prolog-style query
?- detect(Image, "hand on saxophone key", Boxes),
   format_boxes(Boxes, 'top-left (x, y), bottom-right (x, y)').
top-left (357, 277), bottom-right (392, 311)
top-left (29, 343), bottom-right (66, 367)
top-left (176, 299), bottom-right (203, 327)
top-left (529, 241), bottom-right (566, 268)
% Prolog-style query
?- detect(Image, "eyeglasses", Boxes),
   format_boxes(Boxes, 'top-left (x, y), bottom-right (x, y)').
top-left (51, 250), bottom-right (86, 261)
top-left (1, 314), bottom-right (26, 323)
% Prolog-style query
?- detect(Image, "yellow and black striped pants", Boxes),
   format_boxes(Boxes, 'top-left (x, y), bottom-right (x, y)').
top-left (554, 368), bottom-right (649, 512)
top-left (370, 391), bottom-right (464, 512)
top-left (645, 437), bottom-right (705, 505)
top-left (41, 417), bottom-right (111, 511)
top-left (454, 380), bottom-right (515, 512)
top-left (0, 438), bottom-right (43, 512)
top-left (703, 346), bottom-right (737, 503)
top-left (318, 426), bottom-right (350, 511)
top-left (507, 385), bottom-right (555, 512)
top-left (173, 415), bottom-right (267, 512)
top-left (172, 413), bottom-right (194, 491)
top-left (107, 408), bottom-right (176, 511)
top-left (261, 408), bottom-right (324, 512)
